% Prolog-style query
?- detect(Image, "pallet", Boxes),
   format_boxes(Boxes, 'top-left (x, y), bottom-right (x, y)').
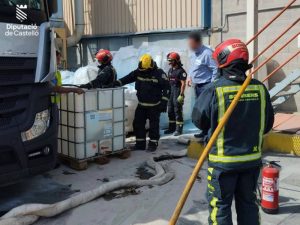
top-left (58, 149), bottom-right (131, 171)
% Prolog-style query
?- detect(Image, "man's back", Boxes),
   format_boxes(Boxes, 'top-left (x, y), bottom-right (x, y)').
top-left (192, 76), bottom-right (274, 171)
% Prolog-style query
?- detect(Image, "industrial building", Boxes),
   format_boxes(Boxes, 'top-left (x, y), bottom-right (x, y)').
top-left (57, 0), bottom-right (300, 112)
top-left (1, 0), bottom-right (300, 225)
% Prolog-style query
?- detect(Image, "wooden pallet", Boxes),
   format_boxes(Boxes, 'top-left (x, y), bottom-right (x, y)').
top-left (58, 149), bottom-right (131, 171)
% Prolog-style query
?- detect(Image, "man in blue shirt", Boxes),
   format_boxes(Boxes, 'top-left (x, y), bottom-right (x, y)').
top-left (187, 31), bottom-right (218, 138)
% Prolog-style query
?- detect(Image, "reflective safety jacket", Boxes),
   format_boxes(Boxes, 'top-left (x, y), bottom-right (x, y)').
top-left (89, 63), bottom-right (117, 88)
top-left (51, 70), bottom-right (62, 104)
top-left (117, 66), bottom-right (170, 107)
top-left (192, 76), bottom-right (274, 171)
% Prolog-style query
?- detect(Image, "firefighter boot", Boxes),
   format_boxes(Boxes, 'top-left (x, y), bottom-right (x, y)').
top-left (147, 140), bottom-right (158, 152)
top-left (164, 122), bottom-right (176, 134)
top-left (131, 141), bottom-right (146, 151)
top-left (174, 125), bottom-right (183, 136)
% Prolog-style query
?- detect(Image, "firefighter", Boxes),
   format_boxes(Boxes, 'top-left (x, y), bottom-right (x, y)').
top-left (114, 54), bottom-right (170, 152)
top-left (164, 52), bottom-right (187, 136)
top-left (80, 49), bottom-right (117, 89)
top-left (192, 39), bottom-right (274, 225)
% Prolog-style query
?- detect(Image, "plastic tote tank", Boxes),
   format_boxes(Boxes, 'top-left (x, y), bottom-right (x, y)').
top-left (58, 88), bottom-right (126, 160)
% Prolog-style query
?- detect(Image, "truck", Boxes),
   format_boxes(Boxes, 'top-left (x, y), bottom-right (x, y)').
top-left (0, 0), bottom-right (58, 186)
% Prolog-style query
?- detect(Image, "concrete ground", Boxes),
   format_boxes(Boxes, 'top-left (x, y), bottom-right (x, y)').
top-left (1, 137), bottom-right (300, 225)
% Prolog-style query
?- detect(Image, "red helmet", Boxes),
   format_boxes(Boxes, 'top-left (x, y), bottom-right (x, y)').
top-left (167, 52), bottom-right (181, 62)
top-left (212, 39), bottom-right (249, 68)
top-left (96, 49), bottom-right (113, 64)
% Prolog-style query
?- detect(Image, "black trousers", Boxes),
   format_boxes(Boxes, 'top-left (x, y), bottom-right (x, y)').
top-left (133, 105), bottom-right (161, 146)
top-left (207, 167), bottom-right (260, 225)
top-left (168, 86), bottom-right (183, 125)
top-left (194, 82), bottom-right (210, 138)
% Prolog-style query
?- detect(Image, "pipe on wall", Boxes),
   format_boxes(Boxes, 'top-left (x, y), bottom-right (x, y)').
top-left (67, 0), bottom-right (85, 47)
top-left (212, 4), bottom-right (300, 34)
top-left (201, 0), bottom-right (212, 29)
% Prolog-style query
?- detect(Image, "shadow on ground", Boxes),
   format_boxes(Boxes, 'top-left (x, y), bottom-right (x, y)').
top-left (0, 174), bottom-right (77, 216)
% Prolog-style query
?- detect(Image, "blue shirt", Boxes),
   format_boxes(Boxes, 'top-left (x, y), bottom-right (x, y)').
top-left (189, 45), bottom-right (218, 84)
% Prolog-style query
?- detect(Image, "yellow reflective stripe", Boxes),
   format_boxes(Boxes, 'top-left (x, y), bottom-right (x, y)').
top-left (208, 167), bottom-right (214, 174)
top-left (222, 84), bottom-right (265, 154)
top-left (258, 86), bottom-right (266, 152)
top-left (137, 76), bottom-right (158, 83)
top-left (51, 71), bottom-right (62, 104)
top-left (209, 152), bottom-right (261, 163)
top-left (216, 87), bottom-right (225, 156)
top-left (138, 101), bottom-right (161, 107)
top-left (208, 183), bottom-right (215, 191)
top-left (176, 121), bottom-right (184, 125)
top-left (210, 197), bottom-right (218, 225)
top-left (215, 84), bottom-right (264, 161)
top-left (162, 96), bottom-right (169, 101)
top-left (221, 85), bottom-right (261, 93)
top-left (207, 175), bottom-right (212, 181)
top-left (56, 71), bottom-right (62, 86)
top-left (136, 138), bottom-right (146, 141)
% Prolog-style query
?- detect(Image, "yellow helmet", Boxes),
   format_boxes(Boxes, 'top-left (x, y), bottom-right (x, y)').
top-left (138, 54), bottom-right (154, 71)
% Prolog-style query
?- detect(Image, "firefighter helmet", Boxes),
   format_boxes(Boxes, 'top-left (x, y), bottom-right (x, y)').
top-left (96, 49), bottom-right (113, 64)
top-left (167, 52), bottom-right (181, 62)
top-left (138, 54), bottom-right (154, 71)
top-left (212, 39), bottom-right (249, 68)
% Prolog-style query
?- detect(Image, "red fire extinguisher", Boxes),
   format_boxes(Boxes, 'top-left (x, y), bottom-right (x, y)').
top-left (261, 161), bottom-right (281, 214)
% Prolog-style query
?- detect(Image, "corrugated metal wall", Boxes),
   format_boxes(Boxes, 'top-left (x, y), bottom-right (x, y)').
top-left (63, 0), bottom-right (201, 36)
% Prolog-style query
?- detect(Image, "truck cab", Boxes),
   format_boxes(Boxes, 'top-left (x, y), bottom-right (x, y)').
top-left (0, 0), bottom-right (58, 186)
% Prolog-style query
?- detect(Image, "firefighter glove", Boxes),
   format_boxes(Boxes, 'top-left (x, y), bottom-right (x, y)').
top-left (112, 80), bottom-right (122, 87)
top-left (177, 94), bottom-right (184, 105)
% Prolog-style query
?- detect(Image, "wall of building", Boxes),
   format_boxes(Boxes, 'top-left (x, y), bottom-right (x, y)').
top-left (63, 0), bottom-right (202, 36)
top-left (67, 31), bottom-right (210, 70)
top-left (211, 0), bottom-right (300, 112)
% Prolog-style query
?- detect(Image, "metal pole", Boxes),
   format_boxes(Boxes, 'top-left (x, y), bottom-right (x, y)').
top-left (251, 18), bottom-right (300, 63)
top-left (252, 31), bottom-right (300, 72)
top-left (263, 50), bottom-right (300, 82)
top-left (245, 0), bottom-right (297, 45)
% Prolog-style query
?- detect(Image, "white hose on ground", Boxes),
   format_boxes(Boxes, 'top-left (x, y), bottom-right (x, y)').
top-left (177, 134), bottom-right (195, 145)
top-left (0, 154), bottom-right (185, 225)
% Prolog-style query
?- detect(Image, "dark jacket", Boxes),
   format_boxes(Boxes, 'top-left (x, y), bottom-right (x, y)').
top-left (168, 67), bottom-right (187, 88)
top-left (89, 63), bottom-right (117, 88)
top-left (192, 75), bottom-right (274, 171)
top-left (117, 66), bottom-right (170, 107)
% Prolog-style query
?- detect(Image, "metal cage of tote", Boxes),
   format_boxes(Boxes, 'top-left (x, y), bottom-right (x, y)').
top-left (58, 87), bottom-right (126, 160)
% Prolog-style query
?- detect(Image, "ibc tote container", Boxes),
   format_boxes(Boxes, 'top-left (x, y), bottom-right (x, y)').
top-left (58, 87), bottom-right (126, 160)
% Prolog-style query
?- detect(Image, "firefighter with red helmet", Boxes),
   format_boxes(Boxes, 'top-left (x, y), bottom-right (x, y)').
top-left (192, 39), bottom-right (274, 225)
top-left (164, 52), bottom-right (187, 136)
top-left (80, 49), bottom-right (117, 89)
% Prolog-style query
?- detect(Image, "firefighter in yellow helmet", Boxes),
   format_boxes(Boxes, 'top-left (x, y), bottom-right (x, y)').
top-left (114, 54), bottom-right (170, 152)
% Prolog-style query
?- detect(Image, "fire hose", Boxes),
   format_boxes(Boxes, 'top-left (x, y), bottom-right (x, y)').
top-left (0, 150), bottom-right (189, 225)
